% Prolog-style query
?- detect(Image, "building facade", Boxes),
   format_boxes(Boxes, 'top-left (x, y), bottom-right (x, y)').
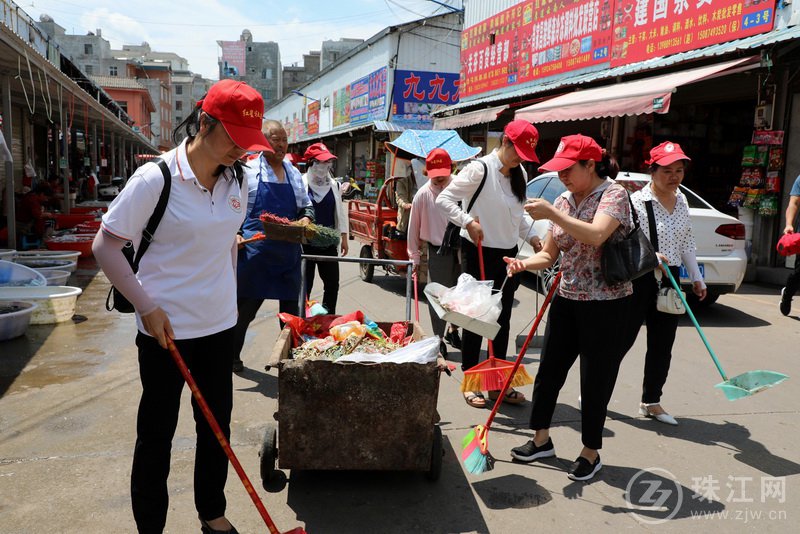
top-left (219, 30), bottom-right (282, 107)
top-left (282, 51), bottom-right (321, 99)
top-left (321, 38), bottom-right (364, 69)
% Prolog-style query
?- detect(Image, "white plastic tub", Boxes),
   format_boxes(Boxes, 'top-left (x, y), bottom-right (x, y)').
top-left (0, 301), bottom-right (39, 340)
top-left (43, 270), bottom-right (71, 286)
top-left (0, 249), bottom-right (16, 261)
top-left (0, 286), bottom-right (82, 324)
top-left (14, 250), bottom-right (82, 263)
top-left (0, 260), bottom-right (47, 287)
top-left (14, 258), bottom-right (78, 273)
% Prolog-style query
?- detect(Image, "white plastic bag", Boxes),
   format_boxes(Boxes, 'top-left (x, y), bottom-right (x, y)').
top-left (336, 336), bottom-right (440, 364)
top-left (438, 273), bottom-right (502, 323)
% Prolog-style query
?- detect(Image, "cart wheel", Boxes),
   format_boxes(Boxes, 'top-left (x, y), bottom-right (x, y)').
top-left (359, 245), bottom-right (374, 283)
top-left (259, 423), bottom-right (285, 492)
top-left (426, 425), bottom-right (443, 482)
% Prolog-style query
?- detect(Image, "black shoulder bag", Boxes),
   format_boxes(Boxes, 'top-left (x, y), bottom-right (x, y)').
top-left (106, 161), bottom-right (245, 313)
top-left (437, 160), bottom-right (488, 256)
top-left (600, 188), bottom-right (659, 285)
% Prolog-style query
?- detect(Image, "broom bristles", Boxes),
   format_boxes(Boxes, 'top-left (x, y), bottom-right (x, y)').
top-left (461, 364), bottom-right (534, 392)
top-left (461, 424), bottom-right (495, 475)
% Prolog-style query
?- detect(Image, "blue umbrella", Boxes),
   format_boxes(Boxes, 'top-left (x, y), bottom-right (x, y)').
top-left (385, 129), bottom-right (481, 162)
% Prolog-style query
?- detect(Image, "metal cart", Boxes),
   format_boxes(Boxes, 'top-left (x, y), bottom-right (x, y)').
top-left (259, 255), bottom-right (444, 490)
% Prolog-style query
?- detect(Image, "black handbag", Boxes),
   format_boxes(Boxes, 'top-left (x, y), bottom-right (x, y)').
top-left (600, 189), bottom-right (659, 285)
top-left (437, 160), bottom-right (488, 256)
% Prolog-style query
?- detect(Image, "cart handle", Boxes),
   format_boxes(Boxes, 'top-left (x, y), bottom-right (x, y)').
top-left (299, 254), bottom-right (414, 322)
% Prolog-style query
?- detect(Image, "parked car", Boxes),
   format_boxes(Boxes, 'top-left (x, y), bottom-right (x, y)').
top-left (519, 171), bottom-right (747, 307)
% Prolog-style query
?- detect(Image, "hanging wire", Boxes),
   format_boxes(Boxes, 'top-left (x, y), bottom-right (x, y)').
top-left (16, 53), bottom-right (36, 116)
top-left (38, 70), bottom-right (53, 122)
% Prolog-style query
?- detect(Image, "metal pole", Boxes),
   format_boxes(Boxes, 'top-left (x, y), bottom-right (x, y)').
top-left (298, 257), bottom-right (307, 319)
top-left (111, 133), bottom-right (116, 178)
top-left (405, 262), bottom-right (412, 323)
top-left (91, 121), bottom-right (98, 175)
top-left (2, 75), bottom-right (16, 249)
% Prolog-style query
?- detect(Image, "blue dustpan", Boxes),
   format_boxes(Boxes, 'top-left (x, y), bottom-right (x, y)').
top-left (662, 262), bottom-right (789, 401)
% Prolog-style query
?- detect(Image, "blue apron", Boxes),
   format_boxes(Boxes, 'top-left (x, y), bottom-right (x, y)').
top-left (237, 159), bottom-right (302, 300)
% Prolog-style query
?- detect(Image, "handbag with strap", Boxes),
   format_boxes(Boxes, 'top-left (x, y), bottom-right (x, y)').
top-left (600, 187), bottom-right (659, 285)
top-left (644, 200), bottom-right (686, 314)
top-left (437, 160), bottom-right (488, 256)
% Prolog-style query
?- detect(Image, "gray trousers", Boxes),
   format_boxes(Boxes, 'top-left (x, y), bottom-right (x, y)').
top-left (425, 242), bottom-right (460, 338)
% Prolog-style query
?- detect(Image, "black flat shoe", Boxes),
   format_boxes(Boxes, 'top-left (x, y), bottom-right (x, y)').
top-left (444, 329), bottom-right (461, 349)
top-left (200, 518), bottom-right (239, 534)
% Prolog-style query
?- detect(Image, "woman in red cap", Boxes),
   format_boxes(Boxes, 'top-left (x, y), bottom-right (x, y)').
top-left (93, 79), bottom-right (271, 534)
top-left (622, 141), bottom-right (706, 426)
top-left (301, 142), bottom-right (348, 314)
top-left (436, 119), bottom-right (541, 409)
top-left (504, 134), bottom-right (631, 481)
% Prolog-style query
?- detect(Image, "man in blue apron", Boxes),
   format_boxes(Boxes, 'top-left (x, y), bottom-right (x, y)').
top-left (232, 120), bottom-right (314, 372)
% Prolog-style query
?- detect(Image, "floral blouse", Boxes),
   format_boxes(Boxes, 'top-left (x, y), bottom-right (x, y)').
top-left (550, 180), bottom-right (633, 301)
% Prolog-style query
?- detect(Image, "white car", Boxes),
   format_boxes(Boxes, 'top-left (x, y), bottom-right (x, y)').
top-left (519, 171), bottom-right (747, 307)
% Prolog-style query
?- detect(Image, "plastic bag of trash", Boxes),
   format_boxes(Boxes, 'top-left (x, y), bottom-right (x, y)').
top-left (337, 336), bottom-right (440, 364)
top-left (438, 273), bottom-right (502, 323)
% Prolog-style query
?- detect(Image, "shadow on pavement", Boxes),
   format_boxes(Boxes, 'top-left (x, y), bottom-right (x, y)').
top-left (471, 473), bottom-right (553, 509)
top-left (235, 365), bottom-right (278, 398)
top-left (609, 411), bottom-right (800, 477)
top-left (682, 301), bottom-right (770, 328)
top-left (284, 436), bottom-right (491, 534)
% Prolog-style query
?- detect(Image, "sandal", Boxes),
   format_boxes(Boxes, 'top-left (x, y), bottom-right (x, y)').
top-left (488, 389), bottom-right (526, 405)
top-left (464, 392), bottom-right (486, 408)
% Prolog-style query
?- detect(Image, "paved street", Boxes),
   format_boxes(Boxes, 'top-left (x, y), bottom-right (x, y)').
top-left (1, 255), bottom-right (798, 533)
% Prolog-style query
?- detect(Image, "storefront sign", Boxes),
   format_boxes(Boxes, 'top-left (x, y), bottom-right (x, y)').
top-left (349, 76), bottom-right (370, 125)
top-left (391, 70), bottom-right (460, 128)
top-left (219, 41), bottom-right (246, 77)
top-left (307, 101), bottom-right (320, 135)
top-left (460, 0), bottom-right (777, 98)
top-left (332, 86), bottom-right (350, 128)
top-left (610, 0), bottom-right (776, 66)
top-left (368, 67), bottom-right (388, 120)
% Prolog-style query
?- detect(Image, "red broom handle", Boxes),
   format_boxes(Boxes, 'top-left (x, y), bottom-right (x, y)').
top-left (476, 240), bottom-right (495, 359)
top-left (166, 339), bottom-right (283, 534)
top-left (484, 271), bottom-right (561, 430)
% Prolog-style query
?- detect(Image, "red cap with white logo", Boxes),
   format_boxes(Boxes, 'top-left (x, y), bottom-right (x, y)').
top-left (425, 148), bottom-right (452, 178)
top-left (303, 142), bottom-right (337, 162)
top-left (539, 134), bottom-right (603, 172)
top-left (646, 141), bottom-right (691, 166)
top-left (197, 79), bottom-right (273, 152)
top-left (504, 119), bottom-right (540, 162)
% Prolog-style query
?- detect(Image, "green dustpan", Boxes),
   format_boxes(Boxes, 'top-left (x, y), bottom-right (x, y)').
top-left (662, 262), bottom-right (789, 401)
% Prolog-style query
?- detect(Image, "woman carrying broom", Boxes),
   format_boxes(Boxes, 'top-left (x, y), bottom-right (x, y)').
top-left (436, 119), bottom-right (541, 409)
top-left (504, 134), bottom-right (632, 481)
top-left (93, 80), bottom-right (272, 533)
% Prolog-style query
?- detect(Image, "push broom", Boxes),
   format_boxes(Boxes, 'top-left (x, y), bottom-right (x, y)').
top-left (660, 261), bottom-right (788, 400)
top-left (166, 339), bottom-right (305, 534)
top-left (462, 271), bottom-right (561, 474)
top-left (460, 239), bottom-right (535, 393)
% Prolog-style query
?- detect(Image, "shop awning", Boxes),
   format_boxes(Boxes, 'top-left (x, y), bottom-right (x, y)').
top-left (433, 104), bottom-right (509, 130)
top-left (515, 56), bottom-right (756, 123)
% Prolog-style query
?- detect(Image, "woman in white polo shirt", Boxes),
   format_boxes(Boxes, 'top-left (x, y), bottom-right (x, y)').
top-left (93, 80), bottom-right (271, 534)
top-left (436, 119), bottom-right (541, 409)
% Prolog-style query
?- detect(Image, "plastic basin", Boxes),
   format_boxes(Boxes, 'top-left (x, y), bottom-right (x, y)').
top-left (0, 249), bottom-right (16, 261)
top-left (53, 213), bottom-right (99, 229)
top-left (0, 260), bottom-right (47, 287)
top-left (14, 249), bottom-right (82, 263)
top-left (15, 258), bottom-right (78, 273)
top-left (45, 236), bottom-right (94, 257)
top-left (43, 270), bottom-right (71, 286)
top-left (0, 286), bottom-right (82, 324)
top-left (0, 301), bottom-right (39, 340)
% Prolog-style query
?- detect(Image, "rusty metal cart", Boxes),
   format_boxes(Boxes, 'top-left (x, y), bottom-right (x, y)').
top-left (259, 255), bottom-right (444, 490)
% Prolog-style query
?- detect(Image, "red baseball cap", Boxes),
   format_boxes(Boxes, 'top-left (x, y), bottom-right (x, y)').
top-left (539, 134), bottom-right (603, 172)
top-left (197, 79), bottom-right (273, 152)
top-left (303, 142), bottom-right (337, 162)
top-left (504, 120), bottom-right (540, 163)
top-left (425, 148), bottom-right (452, 178)
top-left (646, 141), bottom-right (691, 166)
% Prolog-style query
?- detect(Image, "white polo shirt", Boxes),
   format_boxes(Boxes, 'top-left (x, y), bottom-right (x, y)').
top-left (101, 139), bottom-right (246, 339)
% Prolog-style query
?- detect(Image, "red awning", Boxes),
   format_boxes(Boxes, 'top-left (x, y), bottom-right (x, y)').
top-left (515, 56), bottom-right (757, 123)
top-left (433, 104), bottom-right (509, 130)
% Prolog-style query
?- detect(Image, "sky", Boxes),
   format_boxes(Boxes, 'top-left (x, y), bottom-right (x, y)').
top-left (23, 0), bottom-right (462, 80)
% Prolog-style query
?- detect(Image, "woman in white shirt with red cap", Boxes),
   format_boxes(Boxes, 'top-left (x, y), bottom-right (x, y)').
top-left (436, 119), bottom-right (541, 409)
top-left (623, 141), bottom-right (706, 426)
top-left (301, 142), bottom-right (348, 314)
top-left (93, 79), bottom-right (271, 534)
top-left (504, 134), bottom-right (632, 482)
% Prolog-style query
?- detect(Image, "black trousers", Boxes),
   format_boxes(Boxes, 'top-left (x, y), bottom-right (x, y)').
top-left (459, 238), bottom-right (520, 372)
top-left (232, 298), bottom-right (299, 362)
top-left (528, 295), bottom-right (632, 450)
top-left (620, 268), bottom-right (682, 404)
top-left (785, 259), bottom-right (800, 299)
top-left (425, 242), bottom-right (461, 338)
top-left (131, 328), bottom-right (235, 533)
top-left (303, 244), bottom-right (340, 314)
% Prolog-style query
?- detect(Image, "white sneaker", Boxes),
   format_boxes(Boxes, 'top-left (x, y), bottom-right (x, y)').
top-left (639, 403), bottom-right (678, 425)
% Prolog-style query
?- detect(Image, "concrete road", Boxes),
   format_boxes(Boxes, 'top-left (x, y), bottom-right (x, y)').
top-left (1, 256), bottom-right (798, 533)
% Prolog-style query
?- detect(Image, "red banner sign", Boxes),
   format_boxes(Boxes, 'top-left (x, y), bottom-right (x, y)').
top-left (307, 101), bottom-right (320, 135)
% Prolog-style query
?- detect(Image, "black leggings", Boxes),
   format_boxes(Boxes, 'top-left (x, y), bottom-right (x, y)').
top-left (528, 295), bottom-right (632, 450)
top-left (131, 328), bottom-right (235, 532)
top-left (459, 238), bottom-right (520, 372)
top-left (303, 244), bottom-right (340, 314)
